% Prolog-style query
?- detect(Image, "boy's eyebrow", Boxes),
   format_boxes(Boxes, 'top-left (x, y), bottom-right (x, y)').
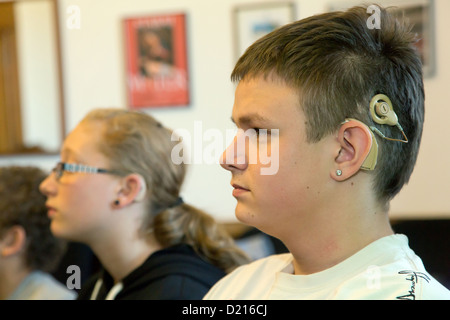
top-left (231, 114), bottom-right (271, 126)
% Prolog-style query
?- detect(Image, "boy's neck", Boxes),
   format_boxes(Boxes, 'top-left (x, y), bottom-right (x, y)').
top-left (281, 201), bottom-right (393, 275)
top-left (0, 261), bottom-right (31, 299)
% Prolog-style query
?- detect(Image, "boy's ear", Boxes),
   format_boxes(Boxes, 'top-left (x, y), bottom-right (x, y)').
top-left (114, 174), bottom-right (147, 208)
top-left (332, 119), bottom-right (374, 181)
top-left (0, 225), bottom-right (27, 257)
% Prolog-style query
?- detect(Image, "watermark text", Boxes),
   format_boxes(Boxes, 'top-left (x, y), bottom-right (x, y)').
top-left (171, 121), bottom-right (279, 175)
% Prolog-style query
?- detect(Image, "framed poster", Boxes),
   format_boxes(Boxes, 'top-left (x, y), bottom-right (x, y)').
top-left (233, 2), bottom-right (296, 61)
top-left (328, 0), bottom-right (435, 77)
top-left (124, 13), bottom-right (189, 108)
top-left (392, 0), bottom-right (435, 77)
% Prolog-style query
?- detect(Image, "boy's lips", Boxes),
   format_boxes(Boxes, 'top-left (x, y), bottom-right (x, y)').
top-left (232, 183), bottom-right (250, 197)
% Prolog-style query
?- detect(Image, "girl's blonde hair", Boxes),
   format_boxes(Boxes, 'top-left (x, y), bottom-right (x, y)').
top-left (81, 108), bottom-right (249, 272)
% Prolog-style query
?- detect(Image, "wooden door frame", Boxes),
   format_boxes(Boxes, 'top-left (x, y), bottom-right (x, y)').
top-left (0, 0), bottom-right (66, 155)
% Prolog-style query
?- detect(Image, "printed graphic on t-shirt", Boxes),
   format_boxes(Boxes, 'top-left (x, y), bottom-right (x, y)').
top-left (396, 270), bottom-right (430, 300)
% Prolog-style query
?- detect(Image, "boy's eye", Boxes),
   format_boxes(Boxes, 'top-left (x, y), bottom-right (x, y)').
top-left (252, 128), bottom-right (271, 136)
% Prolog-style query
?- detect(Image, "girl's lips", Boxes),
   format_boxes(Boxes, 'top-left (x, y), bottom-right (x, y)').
top-left (46, 205), bottom-right (57, 218)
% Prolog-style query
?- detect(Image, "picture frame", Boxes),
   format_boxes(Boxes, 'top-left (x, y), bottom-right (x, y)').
top-left (123, 13), bottom-right (189, 109)
top-left (327, 0), bottom-right (435, 78)
top-left (233, 2), bottom-right (296, 61)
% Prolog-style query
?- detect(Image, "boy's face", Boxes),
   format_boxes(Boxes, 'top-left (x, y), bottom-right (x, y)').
top-left (221, 76), bottom-right (335, 238)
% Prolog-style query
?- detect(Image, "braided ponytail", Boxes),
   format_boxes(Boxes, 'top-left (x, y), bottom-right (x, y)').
top-left (154, 203), bottom-right (249, 272)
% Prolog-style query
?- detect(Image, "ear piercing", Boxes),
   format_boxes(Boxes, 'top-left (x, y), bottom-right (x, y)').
top-left (336, 170), bottom-right (343, 177)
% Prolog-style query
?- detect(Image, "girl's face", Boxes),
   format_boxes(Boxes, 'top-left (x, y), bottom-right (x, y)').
top-left (39, 121), bottom-right (121, 244)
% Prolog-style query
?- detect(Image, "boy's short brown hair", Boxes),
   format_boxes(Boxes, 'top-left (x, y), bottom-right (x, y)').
top-left (232, 6), bottom-right (424, 206)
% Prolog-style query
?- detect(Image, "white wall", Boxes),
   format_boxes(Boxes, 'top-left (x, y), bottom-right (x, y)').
top-left (388, 0), bottom-right (450, 219)
top-left (1, 0), bottom-right (449, 221)
top-left (14, 0), bottom-right (61, 152)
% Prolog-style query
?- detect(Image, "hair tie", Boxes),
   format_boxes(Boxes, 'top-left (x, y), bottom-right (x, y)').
top-left (153, 197), bottom-right (184, 216)
top-left (170, 197), bottom-right (184, 208)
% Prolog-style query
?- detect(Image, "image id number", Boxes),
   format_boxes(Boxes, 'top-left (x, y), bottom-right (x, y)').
top-left (227, 304), bottom-right (267, 317)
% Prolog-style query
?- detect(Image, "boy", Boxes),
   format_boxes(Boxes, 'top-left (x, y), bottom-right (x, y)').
top-left (205, 6), bottom-right (450, 299)
top-left (0, 166), bottom-right (76, 300)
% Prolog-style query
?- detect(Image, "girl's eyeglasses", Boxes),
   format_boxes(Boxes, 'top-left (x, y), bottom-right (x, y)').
top-left (52, 162), bottom-right (121, 180)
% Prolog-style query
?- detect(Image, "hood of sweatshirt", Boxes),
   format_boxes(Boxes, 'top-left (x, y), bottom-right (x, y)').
top-left (78, 244), bottom-right (226, 300)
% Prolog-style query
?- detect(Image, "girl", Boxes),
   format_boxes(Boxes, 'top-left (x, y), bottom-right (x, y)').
top-left (39, 108), bottom-right (248, 300)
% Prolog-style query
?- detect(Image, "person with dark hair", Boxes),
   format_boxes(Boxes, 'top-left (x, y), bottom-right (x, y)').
top-left (39, 108), bottom-right (249, 300)
top-left (0, 166), bottom-right (76, 300)
top-left (205, 5), bottom-right (450, 299)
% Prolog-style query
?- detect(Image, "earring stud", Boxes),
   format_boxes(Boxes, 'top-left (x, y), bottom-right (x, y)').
top-left (336, 170), bottom-right (343, 177)
top-left (114, 200), bottom-right (120, 206)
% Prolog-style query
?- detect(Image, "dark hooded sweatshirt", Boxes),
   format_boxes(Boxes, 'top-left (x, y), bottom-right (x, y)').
top-left (77, 244), bottom-right (226, 300)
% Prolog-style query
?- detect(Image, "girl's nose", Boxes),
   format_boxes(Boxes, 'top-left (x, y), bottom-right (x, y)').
top-left (39, 172), bottom-right (57, 197)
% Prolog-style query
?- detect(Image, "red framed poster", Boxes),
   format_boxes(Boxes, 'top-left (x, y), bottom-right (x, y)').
top-left (124, 13), bottom-right (189, 108)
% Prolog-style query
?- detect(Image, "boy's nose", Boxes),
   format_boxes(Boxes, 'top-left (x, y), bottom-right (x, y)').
top-left (220, 135), bottom-right (248, 172)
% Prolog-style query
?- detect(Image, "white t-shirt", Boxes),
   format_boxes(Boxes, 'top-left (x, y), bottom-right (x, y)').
top-left (204, 235), bottom-right (450, 300)
top-left (7, 271), bottom-right (77, 300)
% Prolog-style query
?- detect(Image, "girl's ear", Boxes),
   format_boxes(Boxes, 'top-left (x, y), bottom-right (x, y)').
top-left (331, 119), bottom-right (375, 181)
top-left (0, 225), bottom-right (26, 257)
top-left (114, 174), bottom-right (147, 208)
